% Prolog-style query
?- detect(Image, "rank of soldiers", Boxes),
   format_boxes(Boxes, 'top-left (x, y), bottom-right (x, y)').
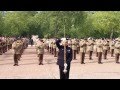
top-left (41, 37), bottom-right (120, 64)
top-left (1, 36), bottom-right (120, 66)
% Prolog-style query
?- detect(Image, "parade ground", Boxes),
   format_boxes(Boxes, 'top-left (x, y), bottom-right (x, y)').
top-left (0, 45), bottom-right (120, 79)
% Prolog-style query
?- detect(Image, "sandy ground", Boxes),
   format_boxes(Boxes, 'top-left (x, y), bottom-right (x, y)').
top-left (0, 45), bottom-right (120, 79)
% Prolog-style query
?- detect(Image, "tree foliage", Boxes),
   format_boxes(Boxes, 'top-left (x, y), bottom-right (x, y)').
top-left (0, 11), bottom-right (120, 38)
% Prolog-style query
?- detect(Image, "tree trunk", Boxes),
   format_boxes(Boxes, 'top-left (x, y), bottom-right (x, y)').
top-left (110, 29), bottom-right (113, 40)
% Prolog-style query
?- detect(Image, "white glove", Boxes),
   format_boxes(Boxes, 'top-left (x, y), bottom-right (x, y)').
top-left (63, 63), bottom-right (68, 74)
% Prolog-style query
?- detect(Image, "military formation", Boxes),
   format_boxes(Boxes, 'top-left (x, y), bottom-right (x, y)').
top-left (1, 36), bottom-right (120, 66)
top-left (1, 36), bottom-right (120, 79)
top-left (12, 37), bottom-right (29, 66)
top-left (35, 37), bottom-right (120, 65)
top-left (0, 37), bottom-right (14, 55)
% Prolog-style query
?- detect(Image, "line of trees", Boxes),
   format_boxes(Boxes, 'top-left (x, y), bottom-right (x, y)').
top-left (0, 11), bottom-right (120, 38)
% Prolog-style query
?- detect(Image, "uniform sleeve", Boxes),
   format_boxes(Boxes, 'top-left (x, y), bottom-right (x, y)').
top-left (56, 39), bottom-right (62, 49)
top-left (12, 42), bottom-right (16, 49)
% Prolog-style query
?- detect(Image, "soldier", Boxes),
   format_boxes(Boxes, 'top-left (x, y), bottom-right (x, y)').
top-left (72, 39), bottom-right (77, 60)
top-left (53, 40), bottom-right (57, 57)
top-left (51, 41), bottom-right (54, 54)
top-left (46, 39), bottom-right (49, 51)
top-left (110, 39), bottom-right (115, 57)
top-left (36, 39), bottom-right (45, 65)
top-left (56, 38), bottom-right (72, 79)
top-left (2, 40), bottom-right (6, 53)
top-left (76, 39), bottom-right (80, 54)
top-left (87, 38), bottom-right (94, 60)
top-left (103, 39), bottom-right (109, 60)
top-left (80, 39), bottom-right (87, 64)
top-left (95, 39), bottom-right (98, 57)
top-left (96, 39), bottom-right (103, 64)
top-left (6, 37), bottom-right (11, 50)
top-left (114, 38), bottom-right (120, 63)
top-left (0, 39), bottom-right (2, 55)
top-left (12, 38), bottom-right (23, 66)
top-left (29, 37), bottom-right (33, 46)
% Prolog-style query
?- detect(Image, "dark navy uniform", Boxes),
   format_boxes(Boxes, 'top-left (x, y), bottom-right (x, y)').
top-left (56, 39), bottom-right (72, 79)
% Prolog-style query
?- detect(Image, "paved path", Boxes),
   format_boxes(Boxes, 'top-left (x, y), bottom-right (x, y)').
top-left (0, 46), bottom-right (120, 79)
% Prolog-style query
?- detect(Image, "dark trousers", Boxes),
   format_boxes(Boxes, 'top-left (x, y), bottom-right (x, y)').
top-left (103, 50), bottom-right (108, 59)
top-left (77, 47), bottom-right (80, 54)
top-left (115, 53), bottom-right (119, 63)
top-left (51, 48), bottom-right (54, 54)
top-left (38, 54), bottom-right (43, 64)
top-left (96, 52), bottom-right (98, 57)
top-left (72, 50), bottom-right (77, 60)
top-left (53, 48), bottom-right (57, 57)
top-left (49, 47), bottom-right (51, 53)
top-left (98, 52), bottom-right (102, 63)
top-left (3, 46), bottom-right (5, 53)
top-left (5, 45), bottom-right (7, 52)
top-left (89, 51), bottom-right (93, 60)
top-left (47, 46), bottom-right (49, 51)
top-left (0, 47), bottom-right (2, 55)
top-left (80, 52), bottom-right (85, 63)
top-left (56, 51), bottom-right (58, 57)
top-left (111, 49), bottom-right (114, 57)
top-left (14, 54), bottom-right (20, 65)
top-left (59, 63), bottom-right (70, 79)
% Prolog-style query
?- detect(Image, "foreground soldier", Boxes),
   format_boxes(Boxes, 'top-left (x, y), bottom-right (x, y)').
top-left (36, 39), bottom-right (45, 65)
top-left (12, 38), bottom-right (23, 66)
top-left (56, 38), bottom-right (72, 79)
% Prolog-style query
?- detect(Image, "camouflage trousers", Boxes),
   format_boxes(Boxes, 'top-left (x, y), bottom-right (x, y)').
top-left (14, 54), bottom-right (20, 65)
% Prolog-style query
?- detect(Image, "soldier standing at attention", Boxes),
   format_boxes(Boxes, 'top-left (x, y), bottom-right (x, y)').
top-left (56, 38), bottom-right (72, 79)
top-left (12, 38), bottom-right (22, 66)
top-left (80, 39), bottom-right (87, 64)
top-left (72, 39), bottom-right (77, 60)
top-left (53, 40), bottom-right (57, 57)
top-left (114, 38), bottom-right (120, 63)
top-left (96, 39), bottom-right (103, 64)
top-left (87, 38), bottom-right (94, 60)
top-left (103, 39), bottom-right (109, 60)
top-left (110, 39), bottom-right (115, 57)
top-left (76, 39), bottom-right (80, 54)
top-left (36, 39), bottom-right (45, 65)
top-left (0, 39), bottom-right (2, 55)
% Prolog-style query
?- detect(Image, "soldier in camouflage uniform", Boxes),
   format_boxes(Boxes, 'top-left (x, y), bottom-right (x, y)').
top-left (80, 39), bottom-right (87, 64)
top-left (110, 39), bottom-right (115, 57)
top-left (87, 38), bottom-right (94, 60)
top-left (76, 39), bottom-right (80, 54)
top-left (0, 39), bottom-right (2, 55)
top-left (12, 38), bottom-right (23, 66)
top-left (53, 40), bottom-right (57, 57)
top-left (72, 39), bottom-right (77, 60)
top-left (36, 39), bottom-right (45, 65)
top-left (103, 39), bottom-right (109, 60)
top-left (114, 38), bottom-right (120, 63)
top-left (96, 39), bottom-right (103, 64)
